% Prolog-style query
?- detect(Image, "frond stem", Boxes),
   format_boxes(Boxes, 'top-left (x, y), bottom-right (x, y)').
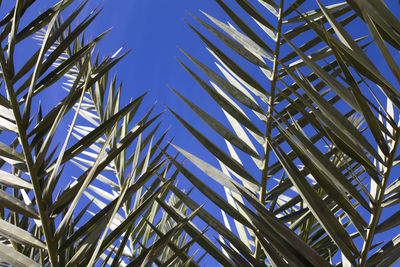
top-left (0, 49), bottom-right (59, 266)
top-left (260, 0), bottom-right (284, 207)
top-left (359, 127), bottom-right (400, 266)
top-left (256, 0), bottom-right (284, 260)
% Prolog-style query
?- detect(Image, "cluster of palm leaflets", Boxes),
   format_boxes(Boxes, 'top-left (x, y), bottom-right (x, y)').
top-left (169, 0), bottom-right (400, 265)
top-left (0, 1), bottom-right (203, 266)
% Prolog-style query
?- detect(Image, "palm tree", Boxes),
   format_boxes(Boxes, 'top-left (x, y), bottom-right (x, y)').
top-left (0, 1), bottom-right (199, 266)
top-left (168, 0), bottom-right (400, 266)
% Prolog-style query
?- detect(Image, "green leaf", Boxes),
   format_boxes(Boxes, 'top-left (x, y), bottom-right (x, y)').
top-left (167, 184), bottom-right (254, 257)
top-left (0, 142), bottom-right (27, 172)
top-left (46, 93), bottom-right (146, 174)
top-left (191, 13), bottom-right (272, 66)
top-left (178, 60), bottom-right (264, 138)
top-left (361, 0), bottom-right (400, 49)
top-left (161, 148), bottom-right (253, 228)
top-left (280, 13), bottom-right (357, 64)
top-left (0, 170), bottom-right (32, 189)
top-left (284, 3), bottom-right (348, 24)
top-left (0, 219), bottom-right (46, 249)
top-left (19, 29), bottom-right (109, 97)
top-left (0, 189), bottom-right (39, 219)
top-left (282, 35), bottom-right (360, 113)
top-left (216, 239), bottom-right (253, 267)
top-left (216, 0), bottom-right (273, 55)
top-left (155, 197), bottom-right (233, 267)
top-left (234, 184), bottom-right (333, 267)
top-left (376, 209), bottom-right (400, 233)
top-left (0, 242), bottom-right (41, 267)
top-left (58, 162), bottom-right (164, 251)
top-left (185, 21), bottom-right (269, 99)
top-left (282, 0), bottom-right (306, 18)
top-left (167, 107), bottom-right (259, 186)
top-left (280, 63), bottom-right (384, 170)
top-left (170, 87), bottom-right (260, 159)
top-left (301, 8), bottom-right (400, 110)
top-left (98, 180), bottom-right (171, 257)
top-left (233, 0), bottom-right (276, 40)
top-left (366, 234), bottom-right (400, 266)
top-left (271, 144), bottom-right (359, 265)
top-left (179, 46), bottom-right (267, 111)
top-left (271, 96), bottom-right (372, 211)
top-left (278, 127), bottom-right (368, 237)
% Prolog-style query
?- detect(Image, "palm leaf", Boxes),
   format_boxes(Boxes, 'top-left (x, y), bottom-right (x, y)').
top-left (168, 0), bottom-right (400, 265)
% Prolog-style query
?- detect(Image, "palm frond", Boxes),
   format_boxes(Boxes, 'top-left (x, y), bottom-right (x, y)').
top-left (169, 0), bottom-right (400, 265)
top-left (0, 1), bottom-right (190, 266)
